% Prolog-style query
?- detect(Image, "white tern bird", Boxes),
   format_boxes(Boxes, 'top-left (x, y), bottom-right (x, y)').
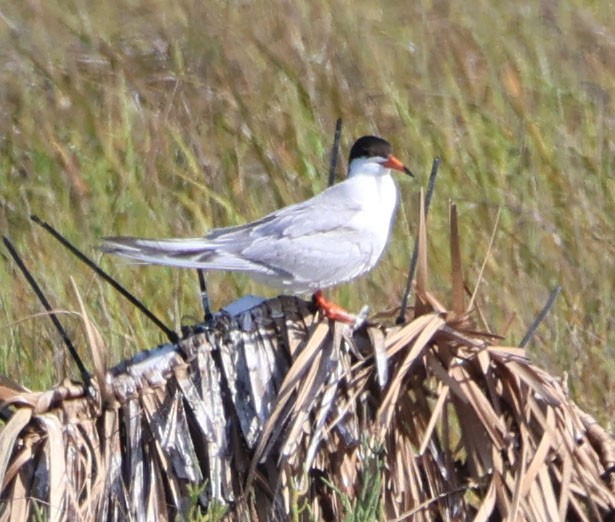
top-left (102, 135), bottom-right (413, 322)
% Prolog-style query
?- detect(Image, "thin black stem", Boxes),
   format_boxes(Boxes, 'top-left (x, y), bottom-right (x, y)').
top-left (197, 269), bottom-right (214, 323)
top-left (327, 118), bottom-right (343, 187)
top-left (519, 286), bottom-right (561, 348)
top-left (396, 157), bottom-right (441, 325)
top-left (30, 215), bottom-right (179, 344)
top-left (2, 236), bottom-right (95, 398)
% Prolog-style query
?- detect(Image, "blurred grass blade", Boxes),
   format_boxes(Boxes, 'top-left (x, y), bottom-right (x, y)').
top-left (71, 276), bottom-right (107, 405)
top-left (450, 203), bottom-right (464, 315)
top-left (468, 207), bottom-right (502, 312)
top-left (415, 188), bottom-right (428, 312)
top-left (519, 286), bottom-right (562, 348)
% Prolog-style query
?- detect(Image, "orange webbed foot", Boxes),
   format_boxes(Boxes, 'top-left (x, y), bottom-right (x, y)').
top-left (312, 290), bottom-right (357, 324)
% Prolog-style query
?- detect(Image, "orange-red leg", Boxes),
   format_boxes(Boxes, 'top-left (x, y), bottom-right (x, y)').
top-left (312, 290), bottom-right (356, 324)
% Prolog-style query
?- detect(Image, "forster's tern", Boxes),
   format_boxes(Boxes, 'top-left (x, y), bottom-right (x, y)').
top-left (102, 135), bottom-right (413, 322)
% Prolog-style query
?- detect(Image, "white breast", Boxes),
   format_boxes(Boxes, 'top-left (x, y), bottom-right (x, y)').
top-left (348, 173), bottom-right (398, 266)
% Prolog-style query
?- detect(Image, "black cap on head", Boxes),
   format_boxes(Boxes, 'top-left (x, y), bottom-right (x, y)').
top-left (349, 135), bottom-right (392, 162)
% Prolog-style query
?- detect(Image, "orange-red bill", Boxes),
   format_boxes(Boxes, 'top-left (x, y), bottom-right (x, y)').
top-left (383, 154), bottom-right (414, 177)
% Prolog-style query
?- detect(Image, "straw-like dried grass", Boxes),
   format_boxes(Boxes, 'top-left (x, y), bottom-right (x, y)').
top-left (0, 207), bottom-right (614, 521)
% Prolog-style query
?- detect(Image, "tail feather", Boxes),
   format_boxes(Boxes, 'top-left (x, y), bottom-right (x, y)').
top-left (100, 236), bottom-right (276, 274)
top-left (102, 236), bottom-right (214, 256)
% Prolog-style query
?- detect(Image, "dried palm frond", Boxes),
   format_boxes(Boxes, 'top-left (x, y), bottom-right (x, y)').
top-left (1, 207), bottom-right (614, 521)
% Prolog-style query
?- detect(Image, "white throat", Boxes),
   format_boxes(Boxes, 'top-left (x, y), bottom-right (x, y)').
top-left (348, 156), bottom-right (390, 178)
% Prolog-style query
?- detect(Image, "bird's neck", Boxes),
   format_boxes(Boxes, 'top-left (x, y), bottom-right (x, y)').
top-left (344, 164), bottom-right (398, 212)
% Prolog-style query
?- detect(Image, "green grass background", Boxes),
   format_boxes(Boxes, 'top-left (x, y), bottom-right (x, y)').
top-left (0, 1), bottom-right (613, 426)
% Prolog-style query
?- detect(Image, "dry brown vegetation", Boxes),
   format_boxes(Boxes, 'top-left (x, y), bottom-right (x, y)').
top-left (0, 0), bottom-right (613, 416)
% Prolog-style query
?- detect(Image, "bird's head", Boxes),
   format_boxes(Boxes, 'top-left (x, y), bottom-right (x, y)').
top-left (348, 135), bottom-right (414, 178)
